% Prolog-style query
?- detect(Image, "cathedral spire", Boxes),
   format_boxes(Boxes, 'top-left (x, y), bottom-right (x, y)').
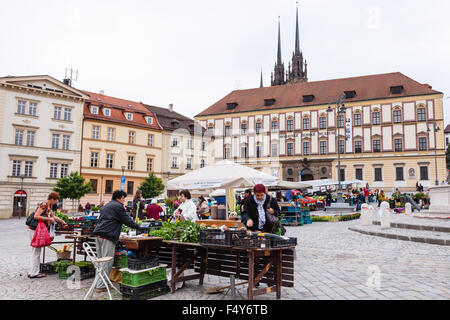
top-left (295, 1), bottom-right (300, 55)
top-left (271, 17), bottom-right (286, 86)
top-left (288, 2), bottom-right (307, 84)
top-left (260, 70), bottom-right (263, 88)
top-left (277, 16), bottom-right (282, 65)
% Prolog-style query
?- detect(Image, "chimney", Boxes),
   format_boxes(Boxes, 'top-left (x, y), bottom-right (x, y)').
top-left (99, 90), bottom-right (105, 95)
top-left (169, 104), bottom-right (174, 112)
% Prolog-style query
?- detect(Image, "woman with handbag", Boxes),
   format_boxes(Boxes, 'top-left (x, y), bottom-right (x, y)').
top-left (27, 191), bottom-right (67, 279)
top-left (241, 184), bottom-right (281, 233)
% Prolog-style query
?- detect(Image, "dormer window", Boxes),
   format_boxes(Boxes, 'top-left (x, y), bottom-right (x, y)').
top-left (91, 106), bottom-right (99, 115)
top-left (226, 102), bottom-right (238, 110)
top-left (102, 108), bottom-right (111, 117)
top-left (171, 120), bottom-right (180, 128)
top-left (344, 91), bottom-right (356, 99)
top-left (264, 98), bottom-right (275, 106)
top-left (302, 95), bottom-right (315, 103)
top-left (125, 112), bottom-right (133, 121)
top-left (146, 116), bottom-right (153, 125)
top-left (390, 86), bottom-right (404, 94)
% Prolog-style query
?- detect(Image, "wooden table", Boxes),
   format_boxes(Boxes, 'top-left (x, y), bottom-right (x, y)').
top-left (195, 219), bottom-right (243, 228)
top-left (118, 237), bottom-right (163, 256)
top-left (164, 241), bottom-right (208, 294)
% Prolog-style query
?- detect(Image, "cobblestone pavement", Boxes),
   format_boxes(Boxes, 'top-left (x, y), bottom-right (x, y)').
top-left (1, 217), bottom-right (449, 300)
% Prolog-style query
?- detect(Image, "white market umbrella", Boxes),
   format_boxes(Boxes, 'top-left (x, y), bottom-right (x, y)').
top-left (167, 160), bottom-right (279, 190)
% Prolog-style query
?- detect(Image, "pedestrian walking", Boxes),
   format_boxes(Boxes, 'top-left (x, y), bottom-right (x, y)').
top-left (85, 202), bottom-right (91, 215)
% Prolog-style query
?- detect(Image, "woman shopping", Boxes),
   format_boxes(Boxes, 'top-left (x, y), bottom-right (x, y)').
top-left (196, 196), bottom-right (209, 219)
top-left (174, 190), bottom-right (198, 222)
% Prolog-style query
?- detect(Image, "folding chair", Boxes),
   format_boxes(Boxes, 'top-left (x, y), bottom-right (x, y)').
top-left (82, 242), bottom-right (120, 300)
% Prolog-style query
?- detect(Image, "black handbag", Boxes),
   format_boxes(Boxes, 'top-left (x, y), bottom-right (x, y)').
top-left (265, 196), bottom-right (284, 234)
top-left (25, 212), bottom-right (38, 229)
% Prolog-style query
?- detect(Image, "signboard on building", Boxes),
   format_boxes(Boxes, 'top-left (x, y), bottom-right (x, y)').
top-left (345, 117), bottom-right (352, 153)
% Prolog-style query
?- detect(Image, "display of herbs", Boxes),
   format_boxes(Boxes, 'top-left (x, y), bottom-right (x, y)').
top-left (121, 225), bottom-right (132, 233)
top-left (54, 210), bottom-right (69, 223)
top-left (150, 221), bottom-right (204, 243)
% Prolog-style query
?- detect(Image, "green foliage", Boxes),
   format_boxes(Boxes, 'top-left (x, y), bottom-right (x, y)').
top-left (53, 171), bottom-right (93, 201)
top-left (54, 210), bottom-right (69, 223)
top-left (139, 173), bottom-right (165, 199)
top-left (150, 221), bottom-right (204, 243)
top-left (311, 213), bottom-right (360, 222)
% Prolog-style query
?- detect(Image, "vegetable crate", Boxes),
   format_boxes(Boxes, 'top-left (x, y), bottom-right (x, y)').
top-left (136, 220), bottom-right (162, 235)
top-left (57, 261), bottom-right (95, 280)
top-left (120, 280), bottom-right (169, 300)
top-left (128, 255), bottom-right (159, 271)
top-left (40, 260), bottom-right (61, 275)
top-left (199, 229), bottom-right (247, 247)
top-left (233, 235), bottom-right (272, 249)
top-left (114, 254), bottom-right (128, 268)
top-left (270, 237), bottom-right (298, 248)
top-left (121, 266), bottom-right (167, 288)
top-left (302, 214), bottom-right (312, 224)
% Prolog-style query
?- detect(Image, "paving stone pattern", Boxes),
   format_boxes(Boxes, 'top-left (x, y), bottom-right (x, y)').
top-left (1, 217), bottom-right (449, 300)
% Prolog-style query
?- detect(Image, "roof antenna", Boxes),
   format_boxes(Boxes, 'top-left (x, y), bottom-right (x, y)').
top-left (63, 67), bottom-right (78, 87)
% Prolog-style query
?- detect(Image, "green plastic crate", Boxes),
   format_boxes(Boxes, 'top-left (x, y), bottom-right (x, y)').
top-left (57, 261), bottom-right (95, 279)
top-left (114, 255), bottom-right (128, 268)
top-left (121, 266), bottom-right (167, 288)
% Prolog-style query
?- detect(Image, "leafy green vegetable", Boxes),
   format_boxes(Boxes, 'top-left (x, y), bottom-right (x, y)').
top-left (150, 221), bottom-right (204, 243)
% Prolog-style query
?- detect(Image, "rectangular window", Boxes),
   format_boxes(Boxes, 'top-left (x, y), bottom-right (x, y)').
top-left (17, 100), bottom-right (26, 114)
top-left (393, 110), bottom-right (402, 123)
top-left (320, 141), bottom-right (327, 155)
top-left (419, 137), bottom-right (427, 151)
top-left (172, 137), bottom-right (178, 147)
top-left (241, 123), bottom-right (247, 134)
top-left (303, 142), bottom-right (310, 155)
top-left (50, 163), bottom-right (58, 178)
top-left (172, 157), bottom-right (178, 169)
top-left (128, 156), bottom-right (134, 170)
top-left (372, 112), bottom-right (380, 125)
top-left (54, 106), bottom-right (62, 120)
top-left (103, 108), bottom-right (111, 117)
top-left (338, 140), bottom-right (345, 154)
top-left (200, 160), bottom-right (205, 168)
top-left (106, 153), bottom-right (114, 169)
top-left (29, 102), bottom-right (37, 116)
top-left (90, 152), bottom-right (98, 168)
top-left (417, 108), bottom-right (426, 121)
top-left (302, 118), bottom-right (310, 130)
top-left (287, 143), bottom-right (294, 156)
top-left (147, 158), bottom-right (153, 172)
top-left (224, 147), bottom-right (231, 159)
top-left (337, 115), bottom-right (344, 128)
top-left (60, 164), bottom-right (68, 178)
top-left (354, 113), bottom-right (361, 126)
top-left (26, 131), bottom-right (35, 147)
top-left (186, 158), bottom-right (192, 169)
top-left (355, 141), bottom-right (362, 153)
top-left (90, 179), bottom-right (98, 193)
top-left (92, 126), bottom-right (100, 139)
top-left (62, 135), bottom-right (70, 150)
top-left (396, 167), bottom-right (404, 181)
top-left (271, 144), bottom-right (278, 157)
top-left (107, 128), bottom-right (115, 141)
top-left (241, 146), bottom-right (247, 158)
top-left (127, 181), bottom-right (134, 195)
top-left (256, 146), bottom-right (261, 158)
top-left (12, 160), bottom-right (22, 176)
top-left (319, 117), bottom-right (327, 129)
top-left (225, 126), bottom-right (231, 137)
top-left (420, 166), bottom-right (429, 180)
top-left (64, 108), bottom-right (72, 121)
top-left (373, 140), bottom-right (381, 152)
top-left (339, 169), bottom-right (345, 181)
top-left (148, 134), bottom-right (154, 146)
top-left (287, 120), bottom-right (294, 132)
top-left (52, 134), bottom-right (60, 149)
top-left (394, 139), bottom-right (403, 152)
top-left (91, 106), bottom-right (99, 115)
top-left (355, 168), bottom-right (363, 180)
top-left (105, 180), bottom-right (113, 194)
top-left (129, 131), bottom-right (135, 144)
top-left (187, 139), bottom-right (193, 149)
top-left (256, 122), bottom-right (262, 134)
top-left (374, 168), bottom-right (383, 181)
top-left (15, 129), bottom-right (24, 145)
top-left (271, 121), bottom-right (278, 132)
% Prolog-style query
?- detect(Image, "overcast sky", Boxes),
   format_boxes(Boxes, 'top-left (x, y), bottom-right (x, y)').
top-left (1, 0), bottom-right (449, 125)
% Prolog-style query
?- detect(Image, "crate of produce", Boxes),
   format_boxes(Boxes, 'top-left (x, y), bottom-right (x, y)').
top-left (128, 255), bottom-right (159, 271)
top-left (136, 220), bottom-right (162, 235)
top-left (120, 280), bottom-right (169, 300)
top-left (270, 236), bottom-right (298, 248)
top-left (199, 229), bottom-right (247, 247)
top-left (57, 261), bottom-right (95, 280)
top-left (121, 265), bottom-right (167, 288)
top-left (233, 233), bottom-right (272, 249)
top-left (40, 260), bottom-right (61, 274)
top-left (114, 254), bottom-right (128, 268)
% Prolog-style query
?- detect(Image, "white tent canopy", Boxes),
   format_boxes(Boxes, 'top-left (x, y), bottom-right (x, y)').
top-left (167, 160), bottom-right (280, 190)
top-left (269, 180), bottom-right (313, 190)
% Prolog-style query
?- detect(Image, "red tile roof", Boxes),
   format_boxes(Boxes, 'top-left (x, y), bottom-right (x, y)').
top-left (81, 90), bottom-right (161, 130)
top-left (196, 72), bottom-right (442, 117)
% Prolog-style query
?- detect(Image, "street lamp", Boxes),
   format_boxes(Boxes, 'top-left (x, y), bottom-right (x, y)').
top-left (427, 124), bottom-right (441, 186)
top-left (327, 94), bottom-right (347, 203)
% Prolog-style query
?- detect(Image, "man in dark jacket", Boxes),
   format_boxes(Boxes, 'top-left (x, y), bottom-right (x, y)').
top-left (93, 190), bottom-right (141, 292)
top-left (241, 184), bottom-right (280, 233)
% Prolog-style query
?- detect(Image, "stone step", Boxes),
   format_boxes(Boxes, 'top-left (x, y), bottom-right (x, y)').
top-left (372, 221), bottom-right (450, 233)
top-left (349, 225), bottom-right (450, 246)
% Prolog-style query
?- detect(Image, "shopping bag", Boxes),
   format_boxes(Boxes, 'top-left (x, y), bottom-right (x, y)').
top-left (49, 223), bottom-right (56, 241)
top-left (31, 222), bottom-right (52, 248)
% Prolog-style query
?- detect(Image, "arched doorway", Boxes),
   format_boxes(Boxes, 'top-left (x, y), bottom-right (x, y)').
top-left (301, 168), bottom-right (314, 181)
top-left (13, 190), bottom-right (27, 217)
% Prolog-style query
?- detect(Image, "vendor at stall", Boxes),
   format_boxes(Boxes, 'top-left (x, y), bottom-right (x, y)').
top-left (241, 184), bottom-right (280, 233)
top-left (196, 196), bottom-right (209, 220)
top-left (93, 190), bottom-right (143, 292)
top-left (174, 190), bottom-right (198, 222)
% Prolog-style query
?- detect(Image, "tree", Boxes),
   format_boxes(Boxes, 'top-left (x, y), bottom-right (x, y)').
top-left (53, 171), bottom-right (93, 214)
top-left (139, 173), bottom-right (165, 199)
